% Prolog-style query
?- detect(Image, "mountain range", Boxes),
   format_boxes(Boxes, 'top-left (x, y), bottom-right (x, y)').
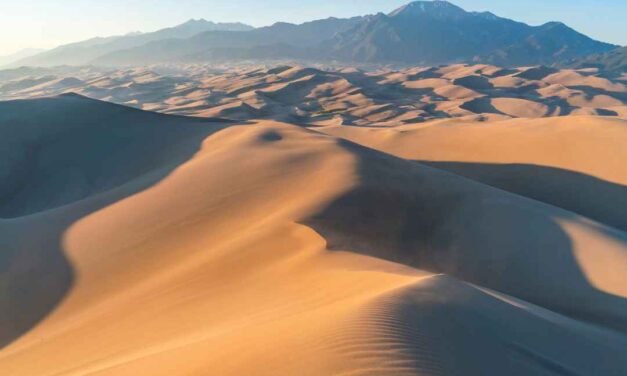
top-left (11, 19), bottom-right (254, 67)
top-left (567, 46), bottom-right (627, 74)
top-left (8, 1), bottom-right (621, 68)
top-left (0, 48), bottom-right (46, 66)
top-left (332, 2), bottom-right (616, 66)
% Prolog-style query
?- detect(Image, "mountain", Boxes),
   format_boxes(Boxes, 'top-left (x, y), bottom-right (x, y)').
top-left (389, 0), bottom-right (469, 18)
top-left (10, 19), bottom-right (254, 67)
top-left (6, 1), bottom-right (617, 68)
top-left (329, 1), bottom-right (615, 65)
top-left (0, 48), bottom-right (45, 67)
top-left (481, 22), bottom-right (620, 66)
top-left (93, 1), bottom-right (615, 67)
top-left (565, 46), bottom-right (627, 75)
top-left (93, 17), bottom-right (365, 66)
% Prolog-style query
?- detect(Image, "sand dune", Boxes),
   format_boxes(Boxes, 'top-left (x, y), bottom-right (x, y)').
top-left (1, 63), bottom-right (625, 126)
top-left (320, 116), bottom-right (627, 232)
top-left (461, 97), bottom-right (551, 117)
top-left (1, 94), bottom-right (627, 375)
top-left (544, 70), bottom-right (626, 92)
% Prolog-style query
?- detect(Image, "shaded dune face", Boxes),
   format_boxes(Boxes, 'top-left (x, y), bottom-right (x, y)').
top-left (304, 139), bottom-right (627, 332)
top-left (320, 116), bottom-right (627, 233)
top-left (421, 162), bottom-right (627, 233)
top-left (363, 276), bottom-right (627, 376)
top-left (0, 94), bottom-right (227, 217)
top-left (1, 95), bottom-right (627, 375)
top-left (460, 97), bottom-right (554, 117)
top-left (0, 94), bottom-right (226, 348)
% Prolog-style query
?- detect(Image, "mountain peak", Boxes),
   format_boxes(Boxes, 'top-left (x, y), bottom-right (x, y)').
top-left (175, 19), bottom-right (254, 32)
top-left (389, 1), bottom-right (466, 18)
top-left (181, 18), bottom-right (211, 26)
top-left (472, 11), bottom-right (499, 20)
top-left (540, 21), bottom-right (569, 30)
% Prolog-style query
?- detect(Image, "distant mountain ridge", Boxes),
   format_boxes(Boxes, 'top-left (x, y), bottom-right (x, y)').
top-left (9, 1), bottom-right (618, 68)
top-left (0, 48), bottom-right (46, 67)
top-left (11, 19), bottom-right (254, 67)
top-left (480, 22), bottom-right (620, 66)
top-left (565, 46), bottom-right (627, 75)
top-left (93, 17), bottom-right (365, 66)
top-left (329, 1), bottom-right (615, 65)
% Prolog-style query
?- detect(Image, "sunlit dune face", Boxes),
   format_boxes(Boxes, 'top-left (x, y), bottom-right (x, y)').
top-left (559, 219), bottom-right (627, 299)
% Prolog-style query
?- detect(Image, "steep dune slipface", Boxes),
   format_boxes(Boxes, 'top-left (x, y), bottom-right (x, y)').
top-left (1, 97), bottom-right (627, 375)
top-left (320, 116), bottom-right (627, 233)
top-left (304, 138), bottom-right (627, 330)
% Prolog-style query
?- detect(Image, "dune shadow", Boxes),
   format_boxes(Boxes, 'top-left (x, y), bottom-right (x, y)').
top-left (490, 83), bottom-right (543, 96)
top-left (597, 108), bottom-right (619, 116)
top-left (380, 276), bottom-right (627, 375)
top-left (513, 66), bottom-right (559, 81)
top-left (302, 139), bottom-right (627, 333)
top-left (540, 96), bottom-right (574, 116)
top-left (567, 86), bottom-right (627, 102)
top-left (453, 75), bottom-right (494, 90)
top-left (411, 68), bottom-right (442, 80)
top-left (459, 97), bottom-right (507, 115)
top-left (0, 94), bottom-right (232, 349)
top-left (421, 161), bottom-right (627, 233)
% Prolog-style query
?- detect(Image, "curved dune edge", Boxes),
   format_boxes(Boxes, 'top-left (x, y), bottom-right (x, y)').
top-left (1, 98), bottom-right (627, 375)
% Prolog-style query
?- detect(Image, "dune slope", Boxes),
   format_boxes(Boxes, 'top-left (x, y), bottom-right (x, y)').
top-left (320, 116), bottom-right (627, 232)
top-left (0, 94), bottom-right (226, 350)
top-left (0, 96), bottom-right (626, 375)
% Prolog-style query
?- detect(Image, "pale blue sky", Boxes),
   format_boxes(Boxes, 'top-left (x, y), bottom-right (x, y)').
top-left (1, 0), bottom-right (625, 55)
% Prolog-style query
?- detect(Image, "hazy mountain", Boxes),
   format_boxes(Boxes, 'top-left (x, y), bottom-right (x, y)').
top-left (7, 1), bottom-right (617, 68)
top-left (0, 48), bottom-right (46, 67)
top-left (11, 19), bottom-right (254, 67)
top-left (481, 22), bottom-right (619, 66)
top-left (329, 1), bottom-right (615, 65)
top-left (329, 4), bottom-right (528, 64)
top-left (94, 17), bottom-right (364, 66)
top-left (565, 46), bottom-right (627, 75)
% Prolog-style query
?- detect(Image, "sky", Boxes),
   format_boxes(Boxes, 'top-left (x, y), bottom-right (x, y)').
top-left (1, 0), bottom-right (625, 56)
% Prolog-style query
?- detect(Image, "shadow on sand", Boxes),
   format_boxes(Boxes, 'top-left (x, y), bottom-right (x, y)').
top-left (303, 139), bottom-right (627, 333)
top-left (421, 161), bottom-right (627, 233)
top-left (0, 94), bottom-right (233, 349)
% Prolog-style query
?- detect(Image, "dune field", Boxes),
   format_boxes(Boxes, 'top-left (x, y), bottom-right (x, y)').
top-left (1, 62), bottom-right (627, 376)
top-left (1, 64), bottom-right (625, 124)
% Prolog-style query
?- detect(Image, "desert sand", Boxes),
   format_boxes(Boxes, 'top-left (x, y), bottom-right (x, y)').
top-left (1, 64), bottom-right (627, 375)
top-left (1, 64), bottom-right (625, 124)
